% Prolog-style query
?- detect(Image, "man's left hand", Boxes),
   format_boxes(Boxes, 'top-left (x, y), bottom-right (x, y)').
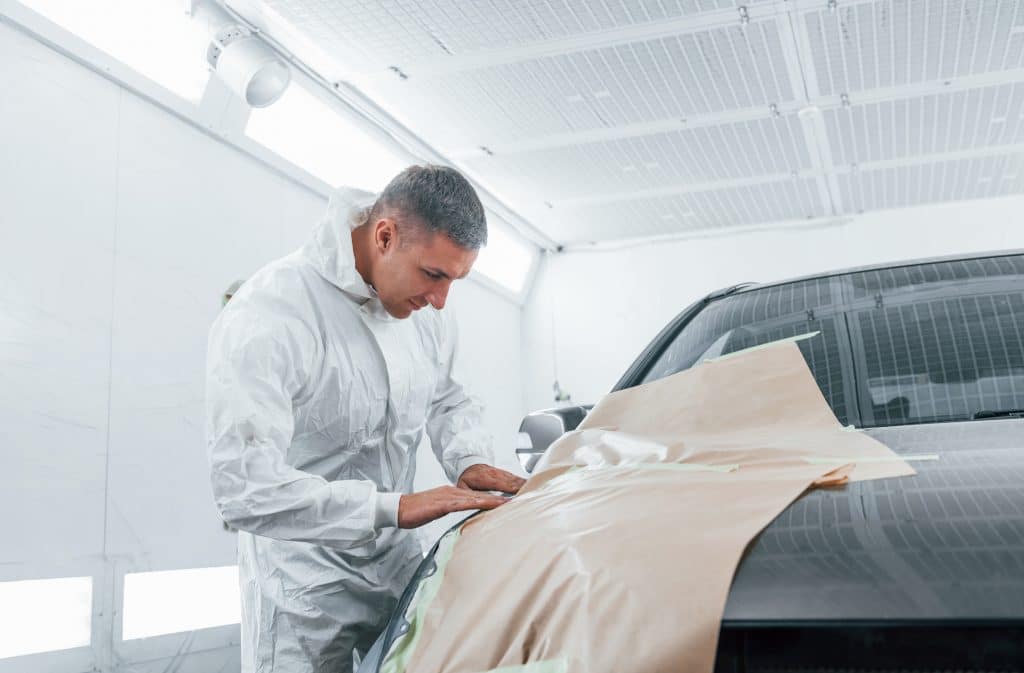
top-left (457, 464), bottom-right (526, 495)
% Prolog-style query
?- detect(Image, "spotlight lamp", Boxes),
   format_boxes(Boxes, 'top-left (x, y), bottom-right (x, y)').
top-left (207, 24), bottom-right (290, 107)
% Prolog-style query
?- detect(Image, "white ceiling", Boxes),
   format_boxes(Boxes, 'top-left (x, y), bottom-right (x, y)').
top-left (224, 0), bottom-right (1024, 246)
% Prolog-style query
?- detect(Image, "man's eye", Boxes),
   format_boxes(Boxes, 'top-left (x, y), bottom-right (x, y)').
top-left (424, 270), bottom-right (442, 280)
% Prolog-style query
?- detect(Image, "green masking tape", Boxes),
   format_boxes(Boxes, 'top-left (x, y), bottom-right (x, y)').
top-left (380, 528), bottom-right (462, 673)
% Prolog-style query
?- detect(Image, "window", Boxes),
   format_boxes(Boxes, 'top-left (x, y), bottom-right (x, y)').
top-left (0, 576), bottom-right (92, 658)
top-left (474, 215), bottom-right (536, 294)
top-left (641, 277), bottom-right (850, 425)
top-left (246, 81), bottom-right (408, 192)
top-left (17, 0), bottom-right (211, 102)
top-left (849, 257), bottom-right (1024, 426)
top-left (635, 254), bottom-right (1024, 428)
top-left (122, 566), bottom-right (240, 640)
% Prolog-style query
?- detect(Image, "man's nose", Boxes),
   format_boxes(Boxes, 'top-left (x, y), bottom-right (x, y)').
top-left (426, 282), bottom-right (450, 310)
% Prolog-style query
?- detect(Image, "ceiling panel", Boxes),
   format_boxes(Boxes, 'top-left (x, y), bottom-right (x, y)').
top-left (824, 81), bottom-right (1024, 166)
top-left (462, 115), bottom-right (812, 203)
top-left (231, 0), bottom-right (1024, 245)
top-left (806, 0), bottom-right (1024, 96)
top-left (838, 153), bottom-right (1024, 213)
top-left (365, 18), bottom-right (795, 149)
top-left (552, 177), bottom-right (824, 242)
top-left (260, 0), bottom-right (772, 64)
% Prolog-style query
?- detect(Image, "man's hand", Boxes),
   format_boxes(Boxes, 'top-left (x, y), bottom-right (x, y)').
top-left (457, 463), bottom-right (526, 495)
top-left (398, 486), bottom-right (508, 529)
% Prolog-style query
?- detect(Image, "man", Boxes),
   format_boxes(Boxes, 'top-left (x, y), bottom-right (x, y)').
top-left (206, 165), bottom-right (526, 672)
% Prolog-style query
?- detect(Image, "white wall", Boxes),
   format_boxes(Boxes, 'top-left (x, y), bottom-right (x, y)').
top-left (0, 17), bottom-right (523, 673)
top-left (522, 197), bottom-right (1024, 412)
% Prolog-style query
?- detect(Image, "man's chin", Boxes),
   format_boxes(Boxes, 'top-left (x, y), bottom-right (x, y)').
top-left (382, 300), bottom-right (414, 319)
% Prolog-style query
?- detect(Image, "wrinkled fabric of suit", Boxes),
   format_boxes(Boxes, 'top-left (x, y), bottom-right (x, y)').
top-left (206, 187), bottom-right (493, 673)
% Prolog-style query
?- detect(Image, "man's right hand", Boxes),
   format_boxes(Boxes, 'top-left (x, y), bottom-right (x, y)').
top-left (398, 486), bottom-right (508, 529)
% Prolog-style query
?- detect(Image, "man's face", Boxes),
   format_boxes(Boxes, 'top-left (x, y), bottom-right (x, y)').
top-left (373, 220), bottom-right (478, 319)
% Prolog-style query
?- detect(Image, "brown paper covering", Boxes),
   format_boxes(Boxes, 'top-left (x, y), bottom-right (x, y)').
top-left (398, 342), bottom-right (914, 673)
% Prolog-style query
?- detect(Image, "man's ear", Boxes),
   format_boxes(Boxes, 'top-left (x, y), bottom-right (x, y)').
top-left (375, 219), bottom-right (396, 253)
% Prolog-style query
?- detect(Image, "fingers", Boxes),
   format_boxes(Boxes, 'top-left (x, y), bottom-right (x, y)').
top-left (489, 468), bottom-right (525, 494)
top-left (458, 464), bottom-right (528, 494)
top-left (398, 486), bottom-right (510, 529)
top-left (495, 469), bottom-right (527, 494)
top-left (481, 470), bottom-right (524, 494)
top-left (448, 488), bottom-right (507, 512)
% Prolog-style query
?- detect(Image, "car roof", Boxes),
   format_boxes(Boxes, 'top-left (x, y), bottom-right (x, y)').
top-left (731, 248), bottom-right (1024, 296)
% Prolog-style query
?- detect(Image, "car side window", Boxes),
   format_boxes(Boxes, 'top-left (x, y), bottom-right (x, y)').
top-left (638, 254), bottom-right (1024, 428)
top-left (847, 256), bottom-right (1024, 426)
top-left (641, 277), bottom-right (850, 425)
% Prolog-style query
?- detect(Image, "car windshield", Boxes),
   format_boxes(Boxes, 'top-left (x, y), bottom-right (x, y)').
top-left (639, 254), bottom-right (1024, 428)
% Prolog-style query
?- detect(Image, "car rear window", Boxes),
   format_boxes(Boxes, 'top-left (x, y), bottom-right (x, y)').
top-left (639, 254), bottom-right (1024, 428)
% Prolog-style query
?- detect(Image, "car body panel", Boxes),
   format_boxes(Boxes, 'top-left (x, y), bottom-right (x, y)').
top-left (724, 418), bottom-right (1024, 623)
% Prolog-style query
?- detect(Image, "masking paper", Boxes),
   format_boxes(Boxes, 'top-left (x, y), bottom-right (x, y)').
top-left (383, 341), bottom-right (915, 673)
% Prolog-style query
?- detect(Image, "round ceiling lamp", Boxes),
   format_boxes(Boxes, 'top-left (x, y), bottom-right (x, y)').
top-left (207, 25), bottom-right (290, 108)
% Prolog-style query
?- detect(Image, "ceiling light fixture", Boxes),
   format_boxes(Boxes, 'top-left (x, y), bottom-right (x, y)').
top-left (798, 105), bottom-right (821, 120)
top-left (207, 24), bottom-right (290, 107)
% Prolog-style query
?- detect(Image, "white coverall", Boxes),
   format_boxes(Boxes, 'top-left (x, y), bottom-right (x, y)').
top-left (205, 188), bottom-right (494, 672)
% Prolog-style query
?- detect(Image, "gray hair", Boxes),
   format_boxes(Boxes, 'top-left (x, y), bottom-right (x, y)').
top-left (374, 164), bottom-right (487, 249)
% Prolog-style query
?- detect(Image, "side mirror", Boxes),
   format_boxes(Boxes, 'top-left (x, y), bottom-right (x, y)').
top-left (516, 405), bottom-right (591, 473)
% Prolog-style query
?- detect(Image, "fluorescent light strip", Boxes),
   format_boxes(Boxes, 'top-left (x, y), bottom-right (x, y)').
top-left (123, 566), bottom-right (240, 640)
top-left (16, 0), bottom-right (211, 102)
top-left (0, 577), bottom-right (92, 658)
top-left (474, 216), bottom-right (536, 294)
top-left (246, 81), bottom-right (408, 192)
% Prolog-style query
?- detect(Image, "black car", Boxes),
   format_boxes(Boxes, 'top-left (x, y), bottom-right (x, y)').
top-left (363, 250), bottom-right (1024, 672)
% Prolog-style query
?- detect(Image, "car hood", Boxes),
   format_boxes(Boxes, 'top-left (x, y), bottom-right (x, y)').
top-left (723, 418), bottom-right (1024, 623)
top-left (359, 419), bottom-right (1024, 673)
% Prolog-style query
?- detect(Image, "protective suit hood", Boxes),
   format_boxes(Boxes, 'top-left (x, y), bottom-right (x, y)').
top-left (302, 186), bottom-right (377, 301)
